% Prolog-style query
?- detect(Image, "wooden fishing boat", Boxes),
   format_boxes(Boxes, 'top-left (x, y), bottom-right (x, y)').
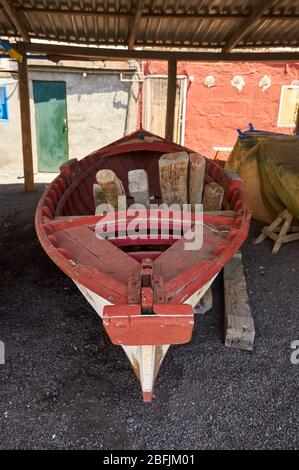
top-left (35, 130), bottom-right (250, 401)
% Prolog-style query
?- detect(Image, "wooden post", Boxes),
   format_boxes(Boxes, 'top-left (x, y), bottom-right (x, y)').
top-left (124, 63), bottom-right (140, 135)
top-left (295, 104), bottom-right (299, 134)
top-left (165, 60), bottom-right (177, 142)
top-left (18, 42), bottom-right (34, 191)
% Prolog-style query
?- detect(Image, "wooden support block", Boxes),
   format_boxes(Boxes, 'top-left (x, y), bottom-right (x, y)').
top-left (128, 169), bottom-right (150, 208)
top-left (158, 151), bottom-right (189, 208)
top-left (188, 153), bottom-right (206, 209)
top-left (202, 182), bottom-right (224, 211)
top-left (96, 169), bottom-right (125, 211)
top-left (224, 252), bottom-right (255, 351)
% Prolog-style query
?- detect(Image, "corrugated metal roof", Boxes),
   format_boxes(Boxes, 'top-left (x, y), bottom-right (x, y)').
top-left (0, 0), bottom-right (299, 51)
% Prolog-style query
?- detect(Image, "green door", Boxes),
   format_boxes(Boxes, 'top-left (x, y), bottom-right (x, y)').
top-left (33, 81), bottom-right (68, 172)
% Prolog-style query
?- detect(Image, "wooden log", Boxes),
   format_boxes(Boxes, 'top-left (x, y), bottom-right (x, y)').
top-left (188, 153), bottom-right (206, 208)
top-left (224, 252), bottom-right (255, 351)
top-left (202, 182), bottom-right (224, 211)
top-left (96, 169), bottom-right (125, 211)
top-left (158, 151), bottom-right (189, 208)
top-left (93, 183), bottom-right (106, 209)
top-left (95, 203), bottom-right (111, 215)
top-left (128, 169), bottom-right (150, 208)
top-left (18, 42), bottom-right (34, 192)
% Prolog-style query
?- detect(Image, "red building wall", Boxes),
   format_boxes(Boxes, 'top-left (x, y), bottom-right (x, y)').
top-left (143, 61), bottom-right (299, 158)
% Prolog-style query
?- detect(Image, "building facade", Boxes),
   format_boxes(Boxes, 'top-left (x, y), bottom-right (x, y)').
top-left (0, 58), bottom-right (137, 175)
top-left (142, 61), bottom-right (299, 158)
top-left (0, 58), bottom-right (298, 176)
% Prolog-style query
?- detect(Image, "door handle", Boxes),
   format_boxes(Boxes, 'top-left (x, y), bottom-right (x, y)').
top-left (63, 118), bottom-right (68, 133)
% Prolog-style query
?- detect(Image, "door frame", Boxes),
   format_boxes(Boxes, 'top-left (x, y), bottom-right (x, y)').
top-left (142, 74), bottom-right (188, 145)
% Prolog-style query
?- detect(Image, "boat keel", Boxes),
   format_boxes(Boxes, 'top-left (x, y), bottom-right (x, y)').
top-left (122, 344), bottom-right (169, 402)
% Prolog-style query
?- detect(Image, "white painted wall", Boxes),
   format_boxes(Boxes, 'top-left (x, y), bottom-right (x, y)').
top-left (0, 73), bottom-right (23, 175)
top-left (0, 68), bottom-right (132, 176)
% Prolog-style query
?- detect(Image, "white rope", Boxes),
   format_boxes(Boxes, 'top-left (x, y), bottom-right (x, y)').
top-left (202, 222), bottom-right (230, 235)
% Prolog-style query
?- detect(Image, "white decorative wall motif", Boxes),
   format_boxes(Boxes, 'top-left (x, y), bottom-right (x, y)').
top-left (259, 75), bottom-right (271, 91)
top-left (204, 75), bottom-right (215, 87)
top-left (231, 75), bottom-right (245, 91)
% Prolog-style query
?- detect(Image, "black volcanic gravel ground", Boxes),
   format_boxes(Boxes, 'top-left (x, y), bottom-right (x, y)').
top-left (0, 182), bottom-right (298, 449)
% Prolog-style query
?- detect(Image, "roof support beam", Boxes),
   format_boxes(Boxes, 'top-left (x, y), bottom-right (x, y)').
top-left (27, 42), bottom-right (299, 63)
top-left (17, 42), bottom-right (34, 192)
top-left (128, 0), bottom-right (145, 50)
top-left (13, 7), bottom-right (299, 20)
top-left (165, 60), bottom-right (177, 142)
top-left (1, 0), bottom-right (29, 41)
top-left (3, 34), bottom-right (297, 51)
top-left (222, 0), bottom-right (278, 52)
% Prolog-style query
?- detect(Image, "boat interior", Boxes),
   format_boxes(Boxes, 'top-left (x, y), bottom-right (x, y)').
top-left (36, 132), bottom-right (249, 304)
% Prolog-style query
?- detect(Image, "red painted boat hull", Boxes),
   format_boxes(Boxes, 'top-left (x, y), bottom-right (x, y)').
top-left (35, 130), bottom-right (251, 401)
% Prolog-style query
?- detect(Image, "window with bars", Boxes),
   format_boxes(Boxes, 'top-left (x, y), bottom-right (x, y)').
top-left (277, 85), bottom-right (299, 127)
